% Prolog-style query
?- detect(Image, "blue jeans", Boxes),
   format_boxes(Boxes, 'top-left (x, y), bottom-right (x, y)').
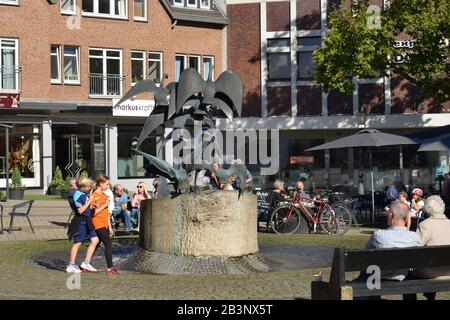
top-left (130, 208), bottom-right (140, 227)
top-left (112, 209), bottom-right (132, 231)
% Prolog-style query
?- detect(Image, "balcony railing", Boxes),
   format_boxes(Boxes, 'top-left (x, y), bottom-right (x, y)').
top-left (89, 73), bottom-right (125, 98)
top-left (0, 66), bottom-right (21, 93)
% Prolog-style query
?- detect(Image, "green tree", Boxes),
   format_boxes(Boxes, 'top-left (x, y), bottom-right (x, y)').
top-left (314, 0), bottom-right (450, 105)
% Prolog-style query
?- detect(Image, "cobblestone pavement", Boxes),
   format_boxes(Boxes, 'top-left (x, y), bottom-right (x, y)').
top-left (1, 236), bottom-right (450, 300)
top-left (0, 200), bottom-right (69, 241)
top-left (1, 201), bottom-right (449, 300)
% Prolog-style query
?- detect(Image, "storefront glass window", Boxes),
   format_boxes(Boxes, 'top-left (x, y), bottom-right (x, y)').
top-left (117, 125), bottom-right (161, 178)
top-left (0, 125), bottom-right (41, 186)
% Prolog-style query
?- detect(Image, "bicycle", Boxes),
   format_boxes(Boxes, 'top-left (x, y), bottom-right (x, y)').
top-left (269, 193), bottom-right (353, 235)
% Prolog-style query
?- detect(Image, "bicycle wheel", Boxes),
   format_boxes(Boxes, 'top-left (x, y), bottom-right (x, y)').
top-left (318, 205), bottom-right (339, 235)
top-left (332, 205), bottom-right (352, 235)
top-left (270, 205), bottom-right (302, 234)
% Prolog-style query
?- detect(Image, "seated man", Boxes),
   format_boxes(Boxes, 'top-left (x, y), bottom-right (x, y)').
top-left (112, 184), bottom-right (133, 234)
top-left (295, 180), bottom-right (308, 199)
top-left (352, 201), bottom-right (421, 299)
top-left (366, 201), bottom-right (422, 281)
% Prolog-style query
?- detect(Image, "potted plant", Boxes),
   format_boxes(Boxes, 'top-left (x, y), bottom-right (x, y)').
top-left (9, 168), bottom-right (26, 200)
top-left (60, 176), bottom-right (71, 200)
top-left (48, 166), bottom-right (64, 195)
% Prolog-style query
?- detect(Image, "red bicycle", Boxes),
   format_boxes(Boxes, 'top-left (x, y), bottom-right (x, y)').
top-left (269, 193), bottom-right (352, 235)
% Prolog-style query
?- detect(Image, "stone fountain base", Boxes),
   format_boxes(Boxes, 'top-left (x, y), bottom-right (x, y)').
top-left (119, 191), bottom-right (269, 275)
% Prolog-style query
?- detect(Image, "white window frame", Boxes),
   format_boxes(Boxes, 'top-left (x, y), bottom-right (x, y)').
top-left (63, 46), bottom-right (81, 84)
top-left (187, 0), bottom-right (197, 8)
top-left (175, 54), bottom-right (187, 82)
top-left (133, 0), bottom-right (147, 21)
top-left (131, 50), bottom-right (146, 85)
top-left (200, 0), bottom-right (210, 9)
top-left (60, 0), bottom-right (77, 15)
top-left (174, 0), bottom-right (184, 7)
top-left (148, 51), bottom-right (163, 82)
top-left (82, 0), bottom-right (128, 19)
top-left (50, 45), bottom-right (61, 84)
top-left (89, 47), bottom-right (123, 98)
top-left (202, 56), bottom-right (214, 80)
top-left (0, 0), bottom-right (19, 6)
top-left (0, 38), bottom-right (19, 93)
top-left (188, 55), bottom-right (201, 73)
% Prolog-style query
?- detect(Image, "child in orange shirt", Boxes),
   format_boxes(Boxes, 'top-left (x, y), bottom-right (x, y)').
top-left (92, 175), bottom-right (119, 275)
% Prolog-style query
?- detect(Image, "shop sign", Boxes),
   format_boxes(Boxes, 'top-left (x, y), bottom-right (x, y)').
top-left (0, 93), bottom-right (20, 109)
top-left (290, 155), bottom-right (314, 164)
top-left (112, 99), bottom-right (155, 117)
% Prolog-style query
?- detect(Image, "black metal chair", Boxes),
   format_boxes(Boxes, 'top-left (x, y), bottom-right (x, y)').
top-left (8, 200), bottom-right (35, 234)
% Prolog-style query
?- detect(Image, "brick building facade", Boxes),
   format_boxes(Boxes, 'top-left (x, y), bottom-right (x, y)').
top-left (0, 0), bottom-right (227, 190)
top-left (224, 0), bottom-right (450, 192)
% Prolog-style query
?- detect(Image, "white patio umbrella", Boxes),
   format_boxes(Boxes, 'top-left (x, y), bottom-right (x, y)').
top-left (305, 129), bottom-right (417, 222)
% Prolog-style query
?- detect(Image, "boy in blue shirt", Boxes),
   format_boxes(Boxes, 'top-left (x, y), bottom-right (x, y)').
top-left (66, 177), bottom-right (100, 273)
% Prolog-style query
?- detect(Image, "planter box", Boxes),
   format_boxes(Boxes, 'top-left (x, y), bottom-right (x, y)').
top-left (60, 191), bottom-right (69, 200)
top-left (48, 187), bottom-right (61, 196)
top-left (9, 189), bottom-right (25, 200)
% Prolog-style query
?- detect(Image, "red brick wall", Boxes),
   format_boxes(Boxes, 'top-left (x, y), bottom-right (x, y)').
top-left (297, 0), bottom-right (321, 30)
top-left (227, 3), bottom-right (261, 117)
top-left (297, 85), bottom-right (322, 115)
top-left (0, 0), bottom-right (223, 104)
top-left (268, 86), bottom-right (291, 116)
top-left (359, 83), bottom-right (385, 114)
top-left (267, 1), bottom-right (290, 32)
top-left (328, 89), bottom-right (353, 114)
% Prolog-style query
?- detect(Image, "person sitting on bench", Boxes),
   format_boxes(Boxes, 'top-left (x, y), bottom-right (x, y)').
top-left (406, 195), bottom-right (450, 300)
top-left (353, 201), bottom-right (421, 289)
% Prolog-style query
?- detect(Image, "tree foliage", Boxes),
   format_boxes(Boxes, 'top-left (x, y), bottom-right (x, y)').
top-left (314, 0), bottom-right (450, 104)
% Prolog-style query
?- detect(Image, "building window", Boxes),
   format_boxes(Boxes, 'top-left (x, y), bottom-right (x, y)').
top-left (0, 125), bottom-right (41, 185)
top-left (187, 0), bottom-right (197, 8)
top-left (61, 0), bottom-right (76, 14)
top-left (63, 46), bottom-right (80, 84)
top-left (117, 125), bottom-right (161, 178)
top-left (202, 56), bottom-right (214, 80)
top-left (148, 52), bottom-right (162, 82)
top-left (82, 0), bottom-right (127, 18)
top-left (200, 0), bottom-right (210, 9)
top-left (50, 45), bottom-right (61, 84)
top-left (131, 51), bottom-right (145, 84)
top-left (297, 51), bottom-right (317, 80)
top-left (0, 38), bottom-right (19, 92)
top-left (297, 36), bottom-right (320, 80)
top-left (133, 0), bottom-right (147, 21)
top-left (174, 0), bottom-right (184, 7)
top-left (175, 54), bottom-right (187, 82)
top-left (89, 48), bottom-right (123, 97)
top-left (268, 53), bottom-right (291, 81)
top-left (0, 0), bottom-right (19, 5)
top-left (268, 38), bottom-right (290, 47)
top-left (189, 55), bottom-right (200, 73)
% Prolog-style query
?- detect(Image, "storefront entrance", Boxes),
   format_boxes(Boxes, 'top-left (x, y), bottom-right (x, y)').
top-left (53, 125), bottom-right (106, 179)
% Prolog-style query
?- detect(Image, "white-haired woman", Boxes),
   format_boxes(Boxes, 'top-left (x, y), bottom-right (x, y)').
top-left (273, 179), bottom-right (289, 203)
top-left (410, 195), bottom-right (450, 300)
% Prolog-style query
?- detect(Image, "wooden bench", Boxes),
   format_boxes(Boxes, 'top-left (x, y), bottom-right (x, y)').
top-left (311, 246), bottom-right (450, 300)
